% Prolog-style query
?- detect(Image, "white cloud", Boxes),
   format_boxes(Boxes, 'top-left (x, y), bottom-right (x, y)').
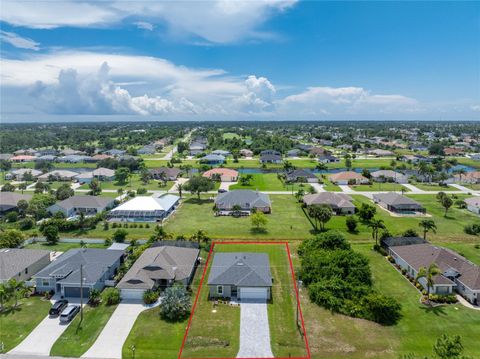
top-left (0, 30), bottom-right (40, 50)
top-left (233, 75), bottom-right (276, 113)
top-left (1, 0), bottom-right (297, 43)
top-left (134, 21), bottom-right (154, 31)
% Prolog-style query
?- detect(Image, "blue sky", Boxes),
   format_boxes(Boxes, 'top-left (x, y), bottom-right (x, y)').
top-left (1, 0), bottom-right (479, 121)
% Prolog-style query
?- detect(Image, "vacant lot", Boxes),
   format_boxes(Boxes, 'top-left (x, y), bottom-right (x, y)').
top-left (165, 194), bottom-right (313, 240)
top-left (78, 175), bottom-right (174, 191)
top-left (350, 182), bottom-right (409, 192)
top-left (181, 243), bottom-right (307, 358)
top-left (230, 173), bottom-right (313, 192)
top-left (412, 183), bottom-right (455, 191)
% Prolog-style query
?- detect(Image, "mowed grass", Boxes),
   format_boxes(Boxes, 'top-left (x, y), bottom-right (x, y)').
top-left (464, 183), bottom-right (480, 191)
top-left (320, 177), bottom-right (342, 191)
top-left (181, 243), bottom-right (306, 358)
top-left (0, 296), bottom-right (51, 352)
top-left (78, 176), bottom-right (174, 191)
top-left (230, 173), bottom-right (314, 192)
top-left (24, 241), bottom-right (106, 252)
top-left (350, 182), bottom-right (410, 192)
top-left (50, 303), bottom-right (118, 357)
top-left (165, 194), bottom-right (313, 240)
top-left (412, 183), bottom-right (456, 191)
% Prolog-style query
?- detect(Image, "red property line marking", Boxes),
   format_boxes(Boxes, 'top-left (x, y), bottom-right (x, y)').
top-left (178, 241), bottom-right (311, 359)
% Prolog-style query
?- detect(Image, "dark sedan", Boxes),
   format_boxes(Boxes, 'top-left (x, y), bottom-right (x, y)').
top-left (49, 299), bottom-right (68, 316)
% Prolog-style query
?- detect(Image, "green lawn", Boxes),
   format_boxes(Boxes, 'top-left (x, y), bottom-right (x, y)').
top-left (165, 194), bottom-right (313, 240)
top-left (350, 182), bottom-right (410, 192)
top-left (412, 183), bottom-right (456, 191)
top-left (181, 243), bottom-right (306, 358)
top-left (438, 242), bottom-right (480, 265)
top-left (74, 190), bottom-right (120, 198)
top-left (464, 183), bottom-right (480, 191)
top-left (24, 241), bottom-right (106, 252)
top-left (222, 132), bottom-right (240, 139)
top-left (230, 173), bottom-right (314, 192)
top-left (289, 242), bottom-right (480, 358)
top-left (320, 177), bottom-right (342, 191)
top-left (51, 303), bottom-right (118, 357)
top-left (0, 296), bottom-right (51, 352)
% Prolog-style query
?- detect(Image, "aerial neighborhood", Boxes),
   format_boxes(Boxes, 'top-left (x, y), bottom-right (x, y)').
top-left (0, 121), bottom-right (479, 359)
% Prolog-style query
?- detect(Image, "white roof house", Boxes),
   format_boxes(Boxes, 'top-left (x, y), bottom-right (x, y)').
top-left (109, 194), bottom-right (180, 222)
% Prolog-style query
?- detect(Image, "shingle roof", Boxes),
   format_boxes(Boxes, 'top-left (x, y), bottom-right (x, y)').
top-left (53, 195), bottom-right (114, 210)
top-left (285, 169), bottom-right (317, 180)
top-left (34, 248), bottom-right (123, 285)
top-left (0, 249), bottom-right (50, 281)
top-left (390, 244), bottom-right (480, 290)
top-left (208, 252), bottom-right (272, 287)
top-left (117, 246), bottom-right (199, 290)
top-left (303, 192), bottom-right (354, 209)
top-left (0, 192), bottom-right (32, 207)
top-left (215, 190), bottom-right (271, 209)
top-left (373, 193), bottom-right (423, 207)
top-left (330, 171), bottom-right (367, 182)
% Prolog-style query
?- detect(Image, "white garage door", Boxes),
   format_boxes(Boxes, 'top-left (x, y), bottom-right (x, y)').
top-left (120, 289), bottom-right (144, 300)
top-left (239, 287), bottom-right (268, 300)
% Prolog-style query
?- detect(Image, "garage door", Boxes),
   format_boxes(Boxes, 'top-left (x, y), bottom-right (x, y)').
top-left (239, 287), bottom-right (268, 300)
top-left (120, 289), bottom-right (145, 300)
top-left (64, 286), bottom-right (90, 298)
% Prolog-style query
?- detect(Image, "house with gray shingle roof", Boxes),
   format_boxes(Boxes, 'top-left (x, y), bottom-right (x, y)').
top-left (373, 193), bottom-right (425, 214)
top-left (303, 192), bottom-right (355, 214)
top-left (117, 245), bottom-right (199, 300)
top-left (208, 252), bottom-right (272, 300)
top-left (0, 192), bottom-right (32, 214)
top-left (48, 195), bottom-right (115, 218)
top-left (0, 248), bottom-right (51, 283)
top-left (215, 190), bottom-right (271, 215)
top-left (370, 170), bottom-right (408, 184)
top-left (33, 248), bottom-right (123, 297)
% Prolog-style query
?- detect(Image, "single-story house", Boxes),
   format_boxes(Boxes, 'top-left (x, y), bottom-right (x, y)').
top-left (465, 197), bottom-right (480, 215)
top-left (208, 252), bottom-right (273, 300)
top-left (373, 193), bottom-right (426, 214)
top-left (454, 171), bottom-right (480, 184)
top-left (317, 154), bottom-right (340, 163)
top-left (370, 170), bottom-right (408, 184)
top-left (75, 167), bottom-right (115, 183)
top-left (35, 155), bottom-right (57, 162)
top-left (297, 144), bottom-right (313, 152)
top-left (470, 154), bottom-right (480, 161)
top-left (303, 192), bottom-right (356, 214)
top-left (260, 153), bottom-right (282, 164)
top-left (104, 149), bottom-right (126, 157)
top-left (199, 154), bottom-right (225, 165)
top-left (38, 149), bottom-right (57, 156)
top-left (60, 149), bottom-right (84, 156)
top-left (285, 169), bottom-right (318, 183)
top-left (109, 194), bottom-right (180, 222)
top-left (58, 155), bottom-right (90, 163)
top-left (189, 142), bottom-right (207, 156)
top-left (330, 171), bottom-right (369, 185)
top-left (38, 170), bottom-right (79, 182)
top-left (387, 243), bottom-right (480, 304)
top-left (287, 149), bottom-right (302, 157)
top-left (444, 147), bottom-right (464, 156)
top-left (117, 245), bottom-right (200, 299)
top-left (369, 149), bottom-right (395, 157)
top-left (0, 192), bottom-right (32, 214)
top-left (10, 155), bottom-right (36, 163)
top-left (137, 145), bottom-right (156, 155)
top-left (203, 168), bottom-right (239, 182)
top-left (33, 248), bottom-right (123, 297)
top-left (5, 168), bottom-right (42, 181)
top-left (0, 248), bottom-right (51, 283)
top-left (87, 154), bottom-right (113, 162)
top-left (211, 150), bottom-right (231, 157)
top-left (0, 154), bottom-right (13, 161)
top-left (48, 195), bottom-right (115, 217)
top-left (309, 147), bottom-right (331, 157)
top-left (215, 190), bottom-right (271, 215)
top-left (239, 149), bottom-right (253, 157)
top-left (14, 149), bottom-right (38, 156)
top-left (149, 167), bottom-right (181, 181)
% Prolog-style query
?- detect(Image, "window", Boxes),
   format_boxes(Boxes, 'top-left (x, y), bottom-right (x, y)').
top-left (25, 268), bottom-right (28, 274)
top-left (217, 285), bottom-right (223, 295)
top-left (42, 279), bottom-right (49, 286)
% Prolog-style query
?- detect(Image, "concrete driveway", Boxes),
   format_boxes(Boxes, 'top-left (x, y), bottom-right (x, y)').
top-left (81, 300), bottom-right (159, 359)
top-left (9, 298), bottom-right (83, 356)
top-left (237, 299), bottom-right (273, 358)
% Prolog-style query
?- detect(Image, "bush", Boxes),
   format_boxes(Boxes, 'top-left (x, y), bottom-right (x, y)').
top-left (137, 187), bottom-right (147, 195)
top-left (0, 229), bottom-right (25, 248)
top-left (373, 244), bottom-right (387, 256)
top-left (403, 229), bottom-right (419, 238)
top-left (6, 211), bottom-right (19, 222)
top-left (112, 228), bottom-right (128, 243)
top-left (102, 288), bottom-right (121, 305)
top-left (345, 216), bottom-right (358, 232)
top-left (361, 293), bottom-right (402, 325)
top-left (143, 289), bottom-right (160, 304)
top-left (159, 285), bottom-right (191, 321)
top-left (19, 217), bottom-right (34, 230)
top-left (464, 223), bottom-right (480, 236)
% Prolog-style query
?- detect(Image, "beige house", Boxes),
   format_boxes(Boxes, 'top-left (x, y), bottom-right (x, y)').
top-left (330, 171), bottom-right (369, 185)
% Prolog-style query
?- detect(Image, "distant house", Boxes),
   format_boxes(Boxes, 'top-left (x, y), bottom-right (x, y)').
top-left (297, 144), bottom-right (313, 152)
top-left (137, 145), bottom-right (156, 155)
top-left (38, 170), bottom-right (79, 182)
top-left (0, 154), bottom-right (13, 161)
top-left (60, 149), bottom-right (84, 156)
top-left (260, 153), bottom-right (282, 164)
top-left (58, 155), bottom-right (90, 163)
top-left (470, 154), bottom-right (480, 161)
top-left (370, 170), bottom-right (408, 184)
top-left (317, 154), bottom-right (340, 163)
top-left (285, 169), bottom-right (318, 183)
top-left (454, 171), bottom-right (480, 184)
top-left (109, 194), bottom-right (180, 222)
top-left (373, 193), bottom-right (425, 214)
top-left (5, 168), bottom-right (42, 181)
top-left (215, 190), bottom-right (271, 215)
top-left (75, 167), bottom-right (115, 183)
top-left (239, 149), bottom-right (253, 157)
top-left (260, 150), bottom-right (281, 156)
top-left (149, 167), bottom-right (181, 181)
top-left (330, 171), bottom-right (369, 185)
top-left (10, 155), bottom-right (36, 163)
top-left (211, 150), bottom-right (231, 157)
top-left (189, 142), bottom-right (207, 156)
top-left (199, 154), bottom-right (225, 165)
top-left (465, 197), bottom-right (480, 215)
top-left (0, 192), bottom-right (32, 215)
top-left (208, 252), bottom-right (273, 300)
top-left (287, 149), bottom-right (302, 157)
top-left (87, 154), bottom-right (113, 162)
top-left (35, 155), bottom-right (57, 162)
top-left (33, 248), bottom-right (123, 297)
top-left (309, 147), bottom-right (331, 157)
top-left (48, 195), bottom-right (115, 217)
top-left (303, 192), bottom-right (355, 214)
top-left (0, 248), bottom-right (51, 283)
top-left (14, 149), bottom-right (38, 156)
top-left (104, 149), bottom-right (126, 157)
top-left (444, 147), bottom-right (464, 156)
top-left (400, 154), bottom-right (431, 164)
top-left (369, 149), bottom-right (395, 157)
top-left (117, 245), bottom-right (200, 300)
top-left (38, 149), bottom-right (57, 156)
top-left (386, 243), bottom-right (480, 304)
top-left (203, 168), bottom-right (239, 182)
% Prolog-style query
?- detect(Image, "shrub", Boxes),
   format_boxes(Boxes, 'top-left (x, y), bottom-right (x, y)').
top-left (137, 187), bottom-right (147, 195)
top-left (6, 211), bottom-right (19, 222)
top-left (464, 223), bottom-right (480, 236)
top-left (345, 216), bottom-right (358, 232)
top-left (145, 223), bottom-right (150, 228)
top-left (112, 222), bottom-right (118, 228)
top-left (103, 221), bottom-right (109, 231)
top-left (403, 229), bottom-right (419, 238)
top-left (0, 229), bottom-right (25, 248)
top-left (19, 217), bottom-right (34, 230)
top-left (143, 289), bottom-right (160, 304)
top-left (160, 284), bottom-right (191, 321)
top-left (112, 229), bottom-right (128, 243)
top-left (373, 244), bottom-right (387, 256)
top-left (102, 288), bottom-right (121, 305)
top-left (360, 293), bottom-right (402, 325)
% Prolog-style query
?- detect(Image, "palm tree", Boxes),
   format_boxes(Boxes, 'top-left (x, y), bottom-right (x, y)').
top-left (0, 283), bottom-right (11, 311)
top-left (177, 183), bottom-right (183, 198)
top-left (417, 263), bottom-right (441, 305)
top-left (419, 219), bottom-right (437, 240)
top-left (367, 218), bottom-right (386, 245)
top-left (454, 168), bottom-right (466, 183)
top-left (8, 279), bottom-right (27, 308)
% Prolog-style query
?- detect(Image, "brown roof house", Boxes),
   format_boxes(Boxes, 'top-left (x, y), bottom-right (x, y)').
top-left (388, 243), bottom-right (480, 304)
top-left (117, 245), bottom-right (199, 300)
top-left (330, 171), bottom-right (369, 185)
top-left (303, 192), bottom-right (355, 214)
top-left (149, 167), bottom-right (182, 181)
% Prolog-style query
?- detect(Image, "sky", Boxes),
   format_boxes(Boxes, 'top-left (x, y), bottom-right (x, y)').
top-left (0, 0), bottom-right (479, 122)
